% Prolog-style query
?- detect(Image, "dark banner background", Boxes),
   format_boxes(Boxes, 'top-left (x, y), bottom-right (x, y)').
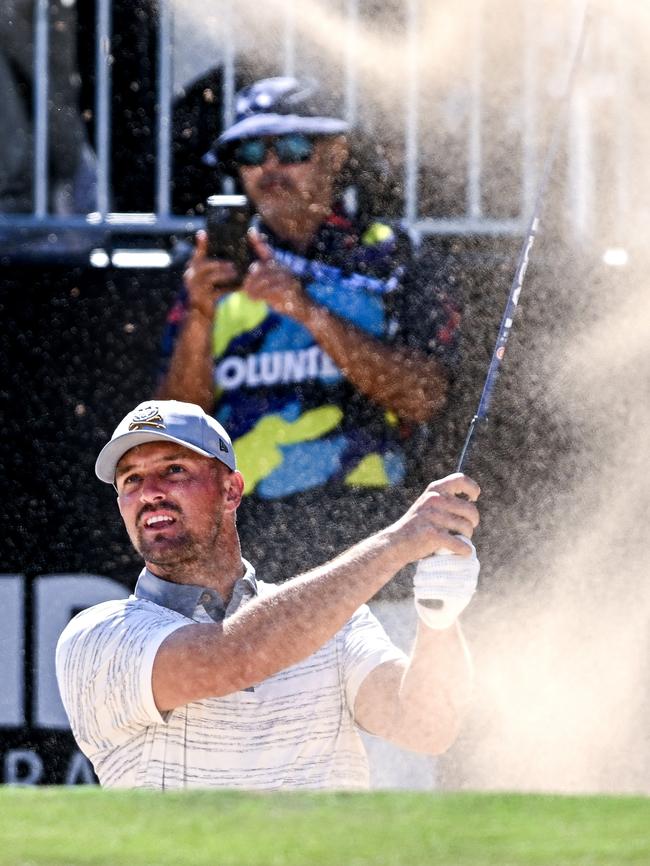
top-left (1, 265), bottom-right (175, 581)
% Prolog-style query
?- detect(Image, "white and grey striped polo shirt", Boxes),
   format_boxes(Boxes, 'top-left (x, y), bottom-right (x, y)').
top-left (55, 561), bottom-right (406, 790)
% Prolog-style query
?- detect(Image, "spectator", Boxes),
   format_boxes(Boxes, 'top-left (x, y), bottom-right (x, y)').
top-left (0, 0), bottom-right (96, 214)
top-left (156, 76), bottom-right (461, 584)
top-left (56, 399), bottom-right (481, 789)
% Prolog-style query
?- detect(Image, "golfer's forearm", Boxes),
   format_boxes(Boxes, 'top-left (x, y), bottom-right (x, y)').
top-left (155, 310), bottom-right (216, 411)
top-left (391, 622), bottom-right (473, 754)
top-left (296, 298), bottom-right (448, 422)
top-left (155, 527), bottom-right (409, 709)
top-left (219, 530), bottom-right (407, 689)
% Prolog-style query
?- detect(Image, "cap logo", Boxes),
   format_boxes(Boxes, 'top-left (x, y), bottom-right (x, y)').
top-left (219, 438), bottom-right (229, 453)
top-left (128, 404), bottom-right (166, 432)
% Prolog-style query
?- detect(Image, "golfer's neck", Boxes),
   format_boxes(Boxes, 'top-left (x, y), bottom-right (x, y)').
top-left (145, 543), bottom-right (246, 601)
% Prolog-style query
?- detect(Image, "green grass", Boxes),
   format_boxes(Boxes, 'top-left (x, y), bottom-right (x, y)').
top-left (0, 789), bottom-right (649, 866)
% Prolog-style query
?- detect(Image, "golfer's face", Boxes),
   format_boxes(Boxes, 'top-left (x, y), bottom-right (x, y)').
top-left (115, 442), bottom-right (238, 569)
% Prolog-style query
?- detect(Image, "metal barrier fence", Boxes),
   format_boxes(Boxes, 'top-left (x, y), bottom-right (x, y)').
top-left (0, 0), bottom-right (633, 257)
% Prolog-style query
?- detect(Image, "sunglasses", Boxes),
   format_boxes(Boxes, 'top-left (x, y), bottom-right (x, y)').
top-left (232, 133), bottom-right (317, 167)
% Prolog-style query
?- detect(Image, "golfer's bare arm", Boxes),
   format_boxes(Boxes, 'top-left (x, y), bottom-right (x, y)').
top-left (152, 474), bottom-right (480, 712)
top-left (352, 620), bottom-right (473, 755)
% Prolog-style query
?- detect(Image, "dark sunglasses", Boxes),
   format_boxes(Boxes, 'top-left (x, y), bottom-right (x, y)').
top-left (232, 133), bottom-right (317, 166)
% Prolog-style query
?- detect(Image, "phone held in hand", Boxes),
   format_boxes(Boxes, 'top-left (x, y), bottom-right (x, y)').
top-left (205, 194), bottom-right (252, 285)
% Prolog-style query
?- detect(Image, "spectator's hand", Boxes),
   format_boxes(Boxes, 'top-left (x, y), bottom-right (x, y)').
top-left (241, 228), bottom-right (306, 318)
top-left (183, 230), bottom-right (240, 319)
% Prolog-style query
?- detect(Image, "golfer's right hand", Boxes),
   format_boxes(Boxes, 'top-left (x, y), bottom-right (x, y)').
top-left (183, 230), bottom-right (241, 319)
top-left (389, 473), bottom-right (480, 563)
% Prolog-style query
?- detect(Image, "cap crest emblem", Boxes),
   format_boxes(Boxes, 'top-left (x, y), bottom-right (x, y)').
top-left (128, 404), bottom-right (166, 431)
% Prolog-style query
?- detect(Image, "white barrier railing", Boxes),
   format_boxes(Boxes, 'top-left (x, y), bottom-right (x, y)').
top-left (0, 0), bottom-right (632, 250)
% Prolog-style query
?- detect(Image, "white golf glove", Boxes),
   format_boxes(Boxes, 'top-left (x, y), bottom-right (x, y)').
top-left (413, 536), bottom-right (480, 629)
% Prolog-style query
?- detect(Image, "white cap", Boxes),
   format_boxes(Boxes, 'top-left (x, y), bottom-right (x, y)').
top-left (95, 400), bottom-right (236, 484)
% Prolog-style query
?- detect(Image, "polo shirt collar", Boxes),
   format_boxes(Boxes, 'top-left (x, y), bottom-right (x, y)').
top-left (134, 559), bottom-right (257, 619)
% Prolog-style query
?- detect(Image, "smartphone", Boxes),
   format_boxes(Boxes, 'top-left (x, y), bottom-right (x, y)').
top-left (205, 194), bottom-right (252, 284)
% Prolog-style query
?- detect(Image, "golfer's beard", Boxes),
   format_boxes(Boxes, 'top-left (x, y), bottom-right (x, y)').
top-left (136, 526), bottom-right (198, 566)
top-left (134, 512), bottom-right (224, 569)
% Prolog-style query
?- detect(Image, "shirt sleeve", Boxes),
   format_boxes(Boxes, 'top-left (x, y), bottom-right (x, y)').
top-left (340, 604), bottom-right (407, 712)
top-left (55, 598), bottom-right (188, 755)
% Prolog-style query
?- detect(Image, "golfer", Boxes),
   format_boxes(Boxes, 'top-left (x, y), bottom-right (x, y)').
top-left (56, 400), bottom-right (481, 789)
